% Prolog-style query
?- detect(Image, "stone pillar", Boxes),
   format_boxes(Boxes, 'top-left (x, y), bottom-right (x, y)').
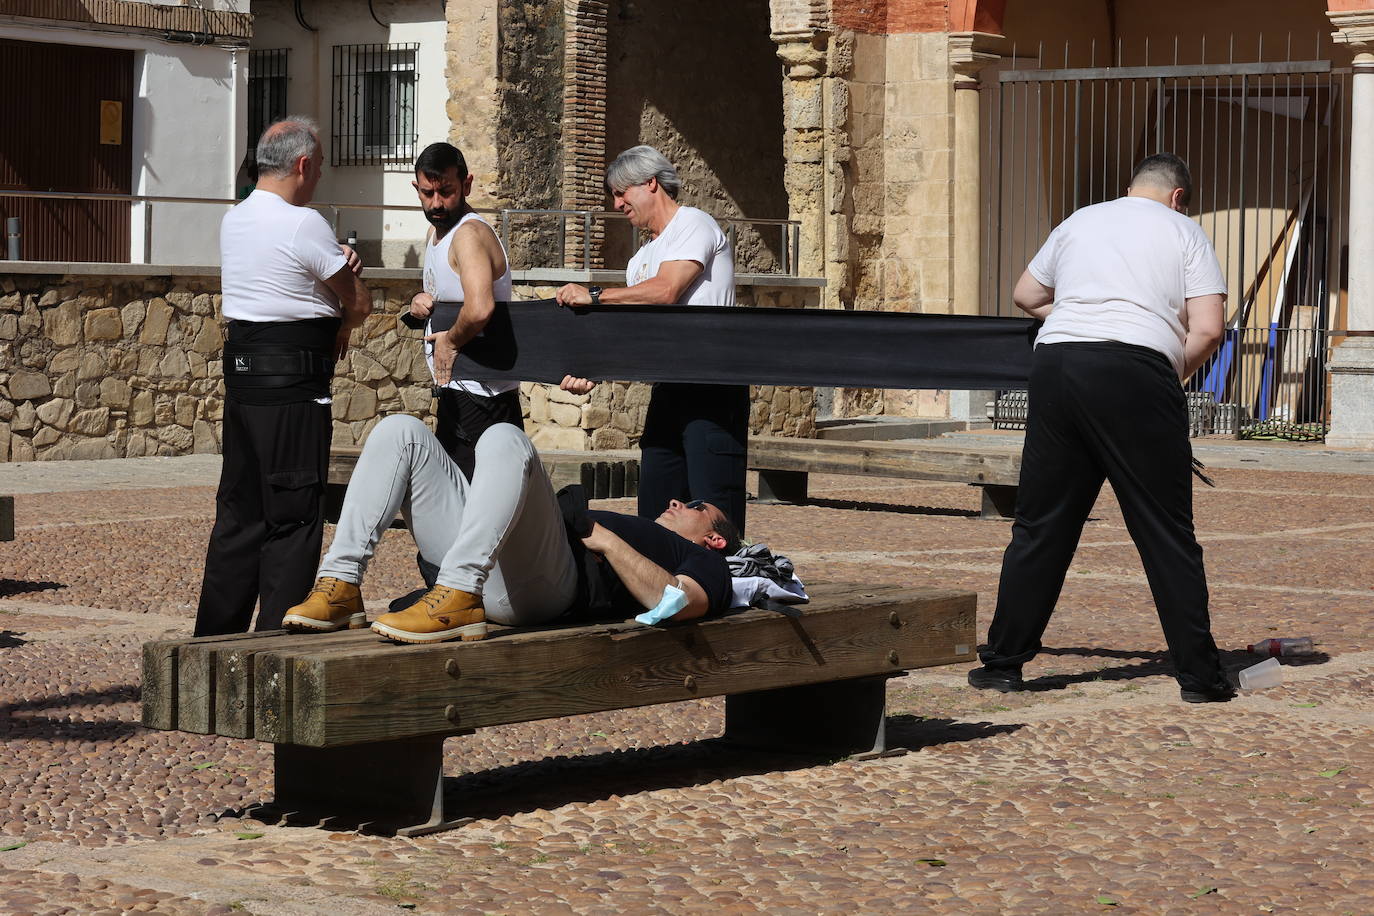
top-left (946, 31), bottom-right (1005, 424)
top-left (1328, 9), bottom-right (1374, 448)
top-left (445, 0), bottom-right (502, 207)
top-left (775, 31), bottom-right (832, 291)
top-left (947, 32), bottom-right (1003, 318)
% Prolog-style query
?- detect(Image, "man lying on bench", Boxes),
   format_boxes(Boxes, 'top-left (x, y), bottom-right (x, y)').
top-left (281, 414), bottom-right (741, 643)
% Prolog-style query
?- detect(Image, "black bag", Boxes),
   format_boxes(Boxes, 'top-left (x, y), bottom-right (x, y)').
top-left (555, 484), bottom-right (615, 620)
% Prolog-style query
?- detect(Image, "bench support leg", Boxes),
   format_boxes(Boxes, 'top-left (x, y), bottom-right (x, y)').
top-left (978, 484), bottom-right (1018, 520)
top-left (722, 675), bottom-right (896, 759)
top-left (755, 469), bottom-right (809, 505)
top-left (261, 735), bottom-right (473, 837)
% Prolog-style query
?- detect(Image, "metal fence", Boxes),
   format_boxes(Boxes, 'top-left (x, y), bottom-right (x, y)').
top-left (993, 327), bottom-right (1331, 440)
top-left (980, 37), bottom-right (1350, 438)
top-left (0, 190), bottom-right (802, 280)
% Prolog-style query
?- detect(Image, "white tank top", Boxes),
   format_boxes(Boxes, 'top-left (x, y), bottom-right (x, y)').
top-left (422, 211), bottom-right (518, 396)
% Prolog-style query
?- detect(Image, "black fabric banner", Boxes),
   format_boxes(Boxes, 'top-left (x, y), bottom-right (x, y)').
top-left (423, 299), bottom-right (1035, 390)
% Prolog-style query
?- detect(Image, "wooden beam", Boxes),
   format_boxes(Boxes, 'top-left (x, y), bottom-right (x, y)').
top-left (748, 436), bottom-right (1021, 487)
top-left (278, 584), bottom-right (975, 747)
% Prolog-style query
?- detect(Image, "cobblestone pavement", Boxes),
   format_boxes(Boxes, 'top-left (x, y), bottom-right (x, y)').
top-left (0, 451), bottom-right (1370, 914)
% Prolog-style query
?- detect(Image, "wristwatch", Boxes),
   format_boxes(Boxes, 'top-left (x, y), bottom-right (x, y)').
top-left (588, 285), bottom-right (603, 306)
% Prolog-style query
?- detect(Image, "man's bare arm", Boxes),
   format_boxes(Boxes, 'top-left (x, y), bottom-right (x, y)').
top-left (1012, 269), bottom-right (1055, 319)
top-left (427, 221), bottom-right (505, 384)
top-left (555, 259), bottom-right (703, 307)
top-left (322, 264), bottom-right (372, 359)
top-left (582, 522), bottom-right (712, 620)
top-left (1180, 293), bottom-right (1226, 381)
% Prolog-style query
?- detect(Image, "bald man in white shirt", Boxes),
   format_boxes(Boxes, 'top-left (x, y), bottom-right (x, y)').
top-left (967, 153), bottom-right (1235, 704)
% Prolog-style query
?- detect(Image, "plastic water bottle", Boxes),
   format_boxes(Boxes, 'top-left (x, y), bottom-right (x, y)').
top-left (1246, 636), bottom-right (1315, 657)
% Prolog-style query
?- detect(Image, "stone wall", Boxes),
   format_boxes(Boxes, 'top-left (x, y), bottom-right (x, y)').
top-left (603, 0), bottom-right (788, 274)
top-left (0, 272), bottom-right (433, 462)
top-left (495, 0), bottom-right (566, 270)
top-left (0, 270), bottom-right (816, 462)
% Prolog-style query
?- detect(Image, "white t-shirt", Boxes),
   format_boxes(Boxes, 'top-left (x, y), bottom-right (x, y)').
top-left (1029, 196), bottom-right (1227, 375)
top-left (220, 190), bottom-right (347, 322)
top-left (626, 206), bottom-right (735, 306)
top-left (422, 212), bottom-right (517, 397)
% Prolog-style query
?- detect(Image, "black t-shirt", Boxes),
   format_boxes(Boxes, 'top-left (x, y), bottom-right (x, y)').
top-left (586, 510), bottom-right (732, 615)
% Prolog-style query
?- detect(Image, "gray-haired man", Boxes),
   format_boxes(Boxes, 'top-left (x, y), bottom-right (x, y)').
top-left (554, 145), bottom-right (748, 533)
top-left (194, 117), bottom-right (371, 636)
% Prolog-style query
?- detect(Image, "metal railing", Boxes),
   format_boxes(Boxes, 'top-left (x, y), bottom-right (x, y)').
top-left (1186, 326), bottom-right (1330, 439)
top-left (497, 208), bottom-right (801, 275)
top-left (0, 189), bottom-right (801, 277)
top-left (992, 327), bottom-right (1331, 440)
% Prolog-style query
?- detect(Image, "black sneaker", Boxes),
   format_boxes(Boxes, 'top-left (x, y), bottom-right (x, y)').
top-left (967, 665), bottom-right (1024, 693)
top-left (1180, 683), bottom-right (1236, 704)
top-left (388, 587), bottom-right (429, 614)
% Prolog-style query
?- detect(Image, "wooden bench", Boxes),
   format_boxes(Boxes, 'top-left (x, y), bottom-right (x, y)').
top-left (326, 446), bottom-right (640, 523)
top-left (0, 495), bottom-right (13, 542)
top-left (141, 583), bottom-right (975, 836)
top-left (749, 436), bottom-right (1022, 519)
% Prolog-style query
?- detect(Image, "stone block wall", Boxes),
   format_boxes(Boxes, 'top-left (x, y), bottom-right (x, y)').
top-left (0, 271), bottom-right (816, 462)
top-left (0, 273), bottom-right (434, 462)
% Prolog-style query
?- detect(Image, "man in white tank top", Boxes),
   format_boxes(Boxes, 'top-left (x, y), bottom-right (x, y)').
top-left (407, 142), bottom-right (523, 480)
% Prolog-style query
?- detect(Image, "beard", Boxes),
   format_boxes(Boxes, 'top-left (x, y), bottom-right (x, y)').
top-left (424, 207), bottom-right (459, 231)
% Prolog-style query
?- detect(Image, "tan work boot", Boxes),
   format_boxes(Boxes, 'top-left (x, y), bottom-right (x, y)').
top-left (370, 585), bottom-right (486, 644)
top-left (282, 577), bottom-right (366, 632)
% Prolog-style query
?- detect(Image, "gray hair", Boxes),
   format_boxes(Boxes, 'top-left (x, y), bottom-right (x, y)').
top-left (606, 145), bottom-right (681, 199)
top-left (255, 116), bottom-right (321, 179)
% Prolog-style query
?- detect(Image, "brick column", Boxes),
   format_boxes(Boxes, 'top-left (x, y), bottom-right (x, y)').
top-left (562, 0), bottom-right (608, 268)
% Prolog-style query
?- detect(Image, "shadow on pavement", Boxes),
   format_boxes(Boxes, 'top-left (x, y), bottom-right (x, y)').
top-left (0, 684), bottom-right (143, 740)
top-left (885, 715), bottom-right (1023, 750)
top-left (0, 630), bottom-right (28, 648)
top-left (797, 497), bottom-right (980, 518)
top-left (1019, 645), bottom-right (1332, 691)
top-left (0, 578), bottom-right (66, 598)
top-left (245, 716), bottom-right (1022, 828)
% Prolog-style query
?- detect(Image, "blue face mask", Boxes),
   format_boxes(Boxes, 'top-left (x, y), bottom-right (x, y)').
top-left (635, 583), bottom-right (688, 626)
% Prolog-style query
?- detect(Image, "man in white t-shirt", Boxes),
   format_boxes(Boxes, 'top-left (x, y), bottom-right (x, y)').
top-left (554, 145), bottom-right (748, 533)
top-left (966, 153), bottom-right (1236, 704)
top-left (194, 117), bottom-right (371, 636)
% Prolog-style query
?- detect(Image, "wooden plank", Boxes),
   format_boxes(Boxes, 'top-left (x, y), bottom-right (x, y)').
top-left (0, 495), bottom-right (13, 541)
top-left (281, 585), bottom-right (976, 747)
top-left (141, 629), bottom-right (281, 732)
top-left (328, 446), bottom-right (639, 488)
top-left (140, 638), bottom-right (180, 730)
top-left (213, 630), bottom-right (380, 739)
top-left (175, 640), bottom-right (216, 734)
top-left (748, 436), bottom-right (1021, 487)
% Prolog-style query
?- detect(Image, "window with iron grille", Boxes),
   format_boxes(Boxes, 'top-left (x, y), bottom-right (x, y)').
top-left (331, 43), bottom-right (418, 166)
top-left (247, 49), bottom-right (289, 145)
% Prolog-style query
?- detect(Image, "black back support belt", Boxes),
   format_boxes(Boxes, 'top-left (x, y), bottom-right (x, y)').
top-left (223, 349), bottom-right (335, 378)
top-left (424, 299), bottom-right (1036, 390)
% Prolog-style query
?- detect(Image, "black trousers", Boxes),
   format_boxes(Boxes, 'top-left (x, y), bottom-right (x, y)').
top-left (414, 386), bottom-right (526, 589)
top-left (195, 398), bottom-right (332, 636)
top-left (637, 382), bottom-right (749, 534)
top-left (980, 342), bottom-right (1227, 693)
top-left (434, 386), bottom-right (525, 480)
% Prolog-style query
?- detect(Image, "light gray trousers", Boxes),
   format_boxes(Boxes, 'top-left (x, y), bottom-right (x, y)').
top-left (318, 414), bottom-right (578, 626)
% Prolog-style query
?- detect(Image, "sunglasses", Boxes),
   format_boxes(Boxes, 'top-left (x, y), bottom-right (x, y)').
top-left (683, 499), bottom-right (708, 511)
